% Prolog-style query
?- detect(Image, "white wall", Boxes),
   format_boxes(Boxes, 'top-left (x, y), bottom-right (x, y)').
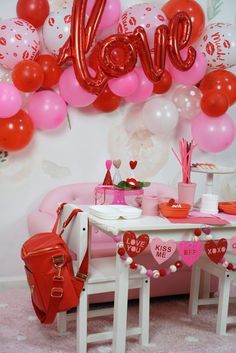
top-left (0, 0), bottom-right (236, 279)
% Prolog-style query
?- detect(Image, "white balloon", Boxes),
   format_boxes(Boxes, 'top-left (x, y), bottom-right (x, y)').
top-left (142, 97), bottom-right (179, 135)
top-left (197, 23), bottom-right (236, 69)
top-left (43, 6), bottom-right (71, 55)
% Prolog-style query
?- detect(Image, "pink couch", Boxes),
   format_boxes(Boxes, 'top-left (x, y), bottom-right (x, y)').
top-left (27, 182), bottom-right (192, 298)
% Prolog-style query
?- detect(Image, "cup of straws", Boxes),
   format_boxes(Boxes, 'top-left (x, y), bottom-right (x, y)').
top-left (172, 139), bottom-right (196, 209)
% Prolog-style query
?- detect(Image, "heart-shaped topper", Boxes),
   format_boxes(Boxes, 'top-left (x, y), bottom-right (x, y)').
top-left (113, 159), bottom-right (121, 169)
top-left (129, 160), bottom-right (137, 170)
top-left (123, 231), bottom-right (149, 258)
top-left (150, 238), bottom-right (176, 264)
top-left (205, 238), bottom-right (228, 264)
top-left (178, 241), bottom-right (203, 267)
top-left (229, 236), bottom-right (236, 254)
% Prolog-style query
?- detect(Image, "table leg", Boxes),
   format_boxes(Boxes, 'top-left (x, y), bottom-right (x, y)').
top-left (112, 245), bottom-right (129, 353)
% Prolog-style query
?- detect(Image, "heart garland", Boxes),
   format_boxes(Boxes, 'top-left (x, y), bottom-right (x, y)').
top-left (113, 228), bottom-right (235, 280)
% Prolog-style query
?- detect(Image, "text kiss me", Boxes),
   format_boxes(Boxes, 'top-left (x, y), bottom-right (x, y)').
top-left (58, 0), bottom-right (197, 95)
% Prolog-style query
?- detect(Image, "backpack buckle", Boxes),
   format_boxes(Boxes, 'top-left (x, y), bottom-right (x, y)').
top-left (76, 272), bottom-right (88, 281)
top-left (52, 255), bottom-right (65, 280)
top-left (51, 287), bottom-right (63, 298)
top-left (52, 255), bottom-right (64, 265)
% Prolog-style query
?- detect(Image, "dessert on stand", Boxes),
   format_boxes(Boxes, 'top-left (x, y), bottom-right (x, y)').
top-left (191, 163), bottom-right (236, 214)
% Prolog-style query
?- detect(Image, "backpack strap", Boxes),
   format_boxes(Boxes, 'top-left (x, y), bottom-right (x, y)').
top-left (34, 207), bottom-right (88, 324)
top-left (52, 202), bottom-right (67, 234)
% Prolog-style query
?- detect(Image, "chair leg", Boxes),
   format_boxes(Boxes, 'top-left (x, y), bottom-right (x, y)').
top-left (76, 287), bottom-right (88, 353)
top-left (216, 274), bottom-right (231, 335)
top-left (57, 312), bottom-right (67, 334)
top-left (139, 278), bottom-right (150, 345)
top-left (189, 264), bottom-right (201, 315)
top-left (199, 271), bottom-right (211, 299)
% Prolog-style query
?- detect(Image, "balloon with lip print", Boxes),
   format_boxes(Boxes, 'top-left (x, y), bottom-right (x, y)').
top-left (43, 6), bottom-right (71, 55)
top-left (118, 3), bottom-right (168, 52)
top-left (0, 18), bottom-right (40, 69)
top-left (197, 23), bottom-right (236, 69)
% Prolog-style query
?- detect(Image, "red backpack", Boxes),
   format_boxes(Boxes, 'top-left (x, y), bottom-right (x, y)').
top-left (21, 204), bottom-right (88, 324)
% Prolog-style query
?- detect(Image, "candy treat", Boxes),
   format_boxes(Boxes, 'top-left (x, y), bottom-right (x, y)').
top-left (191, 163), bottom-right (217, 170)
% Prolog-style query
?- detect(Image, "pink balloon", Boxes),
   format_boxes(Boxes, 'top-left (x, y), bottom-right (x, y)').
top-left (59, 66), bottom-right (97, 107)
top-left (118, 3), bottom-right (167, 51)
top-left (108, 71), bottom-right (139, 97)
top-left (27, 91), bottom-right (67, 130)
top-left (125, 67), bottom-right (153, 104)
top-left (191, 112), bottom-right (235, 152)
top-left (87, 0), bottom-right (121, 31)
top-left (0, 18), bottom-right (40, 69)
top-left (0, 83), bottom-right (22, 118)
top-left (168, 49), bottom-right (208, 86)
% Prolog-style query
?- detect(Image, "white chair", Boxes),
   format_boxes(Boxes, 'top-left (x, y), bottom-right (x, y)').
top-left (189, 253), bottom-right (236, 335)
top-left (56, 204), bottom-right (150, 353)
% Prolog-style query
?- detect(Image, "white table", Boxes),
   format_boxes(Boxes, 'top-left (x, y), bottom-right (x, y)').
top-left (87, 213), bottom-right (236, 353)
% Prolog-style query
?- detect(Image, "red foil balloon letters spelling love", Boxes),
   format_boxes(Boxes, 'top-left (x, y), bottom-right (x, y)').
top-left (58, 0), bottom-right (196, 95)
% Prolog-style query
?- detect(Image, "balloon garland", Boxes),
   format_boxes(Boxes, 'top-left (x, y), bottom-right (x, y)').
top-left (0, 0), bottom-right (236, 154)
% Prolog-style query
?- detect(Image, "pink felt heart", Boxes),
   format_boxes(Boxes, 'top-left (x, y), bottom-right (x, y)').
top-left (178, 241), bottom-right (203, 267)
top-left (150, 238), bottom-right (176, 265)
top-left (113, 159), bottom-right (121, 169)
top-left (229, 236), bottom-right (236, 254)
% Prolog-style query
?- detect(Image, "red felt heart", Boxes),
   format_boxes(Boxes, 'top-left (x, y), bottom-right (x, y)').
top-left (205, 238), bottom-right (228, 264)
top-left (123, 231), bottom-right (149, 257)
top-left (129, 160), bottom-right (137, 170)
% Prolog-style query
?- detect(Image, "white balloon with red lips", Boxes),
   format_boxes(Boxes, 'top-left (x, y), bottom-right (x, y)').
top-left (117, 3), bottom-right (168, 52)
top-left (197, 23), bottom-right (236, 69)
top-left (42, 5), bottom-right (71, 56)
top-left (0, 18), bottom-right (40, 69)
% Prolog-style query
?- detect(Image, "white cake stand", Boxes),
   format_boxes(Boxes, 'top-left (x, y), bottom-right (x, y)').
top-left (191, 166), bottom-right (236, 194)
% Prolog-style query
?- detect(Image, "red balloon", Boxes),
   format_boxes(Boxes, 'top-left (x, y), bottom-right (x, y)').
top-left (12, 60), bottom-right (44, 92)
top-left (16, 0), bottom-right (50, 28)
top-left (201, 91), bottom-right (229, 117)
top-left (167, 11), bottom-right (196, 70)
top-left (35, 55), bottom-right (62, 88)
top-left (199, 69), bottom-right (236, 106)
top-left (162, 0), bottom-right (205, 44)
top-left (99, 34), bottom-right (137, 77)
top-left (93, 86), bottom-right (122, 112)
top-left (0, 110), bottom-right (34, 151)
top-left (153, 70), bottom-right (172, 94)
top-left (88, 44), bottom-right (101, 71)
top-left (58, 0), bottom-right (108, 95)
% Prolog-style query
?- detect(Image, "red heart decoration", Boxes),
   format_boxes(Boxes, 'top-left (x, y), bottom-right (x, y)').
top-left (129, 160), bottom-right (137, 170)
top-left (123, 231), bottom-right (149, 257)
top-left (205, 238), bottom-right (228, 264)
